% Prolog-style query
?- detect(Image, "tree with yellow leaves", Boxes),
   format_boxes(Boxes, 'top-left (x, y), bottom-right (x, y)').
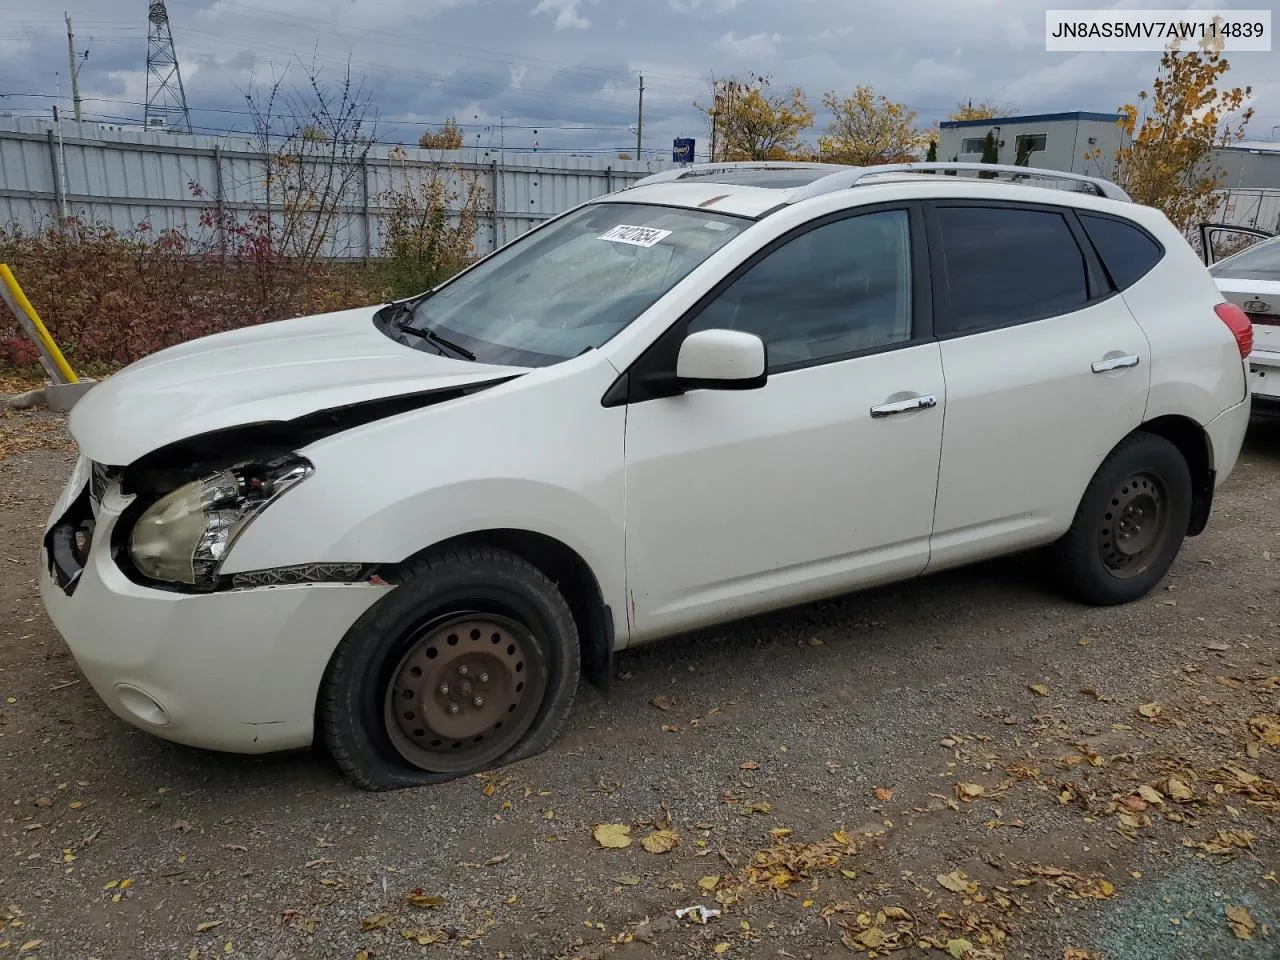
top-left (419, 116), bottom-right (464, 150)
top-left (696, 72), bottom-right (814, 161)
top-left (817, 86), bottom-right (930, 165)
top-left (1111, 47), bottom-right (1252, 231)
top-left (948, 99), bottom-right (1015, 122)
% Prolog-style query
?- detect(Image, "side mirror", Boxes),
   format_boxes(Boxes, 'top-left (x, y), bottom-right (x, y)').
top-left (673, 329), bottom-right (767, 391)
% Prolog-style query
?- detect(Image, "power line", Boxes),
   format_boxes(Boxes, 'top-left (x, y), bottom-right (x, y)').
top-left (0, 91), bottom-right (640, 132)
top-left (173, 28), bottom-right (688, 119)
top-left (166, 0), bottom-right (707, 89)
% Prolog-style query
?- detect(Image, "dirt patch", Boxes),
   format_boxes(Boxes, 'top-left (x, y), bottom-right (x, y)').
top-left (1, 417), bottom-right (1277, 960)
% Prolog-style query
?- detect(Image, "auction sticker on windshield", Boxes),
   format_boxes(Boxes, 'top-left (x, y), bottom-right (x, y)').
top-left (598, 224), bottom-right (672, 247)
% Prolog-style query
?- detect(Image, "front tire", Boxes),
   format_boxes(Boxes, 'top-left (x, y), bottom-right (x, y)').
top-left (319, 546), bottom-right (580, 791)
top-left (1051, 431), bottom-right (1192, 606)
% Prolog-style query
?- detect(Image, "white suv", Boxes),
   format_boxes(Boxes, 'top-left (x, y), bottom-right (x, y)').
top-left (40, 161), bottom-right (1253, 790)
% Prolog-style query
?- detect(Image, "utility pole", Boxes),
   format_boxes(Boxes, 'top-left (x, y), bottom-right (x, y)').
top-left (635, 74), bottom-right (644, 159)
top-left (65, 11), bottom-right (82, 123)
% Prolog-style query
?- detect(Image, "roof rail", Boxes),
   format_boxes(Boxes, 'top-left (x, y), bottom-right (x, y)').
top-left (789, 162), bottom-right (1131, 203)
top-left (629, 160), bottom-right (850, 189)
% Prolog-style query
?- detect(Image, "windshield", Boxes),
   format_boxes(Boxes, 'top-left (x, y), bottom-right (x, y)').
top-left (398, 201), bottom-right (750, 366)
top-left (1210, 234), bottom-right (1280, 281)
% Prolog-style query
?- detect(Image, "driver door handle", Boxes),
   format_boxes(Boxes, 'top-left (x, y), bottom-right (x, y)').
top-left (1092, 354), bottom-right (1139, 373)
top-left (870, 394), bottom-right (937, 418)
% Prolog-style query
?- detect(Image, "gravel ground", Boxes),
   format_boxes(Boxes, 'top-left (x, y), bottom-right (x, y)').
top-left (0, 407), bottom-right (1277, 960)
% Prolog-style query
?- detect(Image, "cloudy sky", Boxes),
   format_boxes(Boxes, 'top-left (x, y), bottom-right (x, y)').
top-left (1, 0), bottom-right (1277, 158)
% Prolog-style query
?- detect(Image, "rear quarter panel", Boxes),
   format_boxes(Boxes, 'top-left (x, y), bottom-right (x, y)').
top-left (1120, 208), bottom-right (1249, 424)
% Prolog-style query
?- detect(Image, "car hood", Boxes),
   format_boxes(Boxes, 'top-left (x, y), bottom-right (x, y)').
top-left (68, 305), bottom-right (530, 465)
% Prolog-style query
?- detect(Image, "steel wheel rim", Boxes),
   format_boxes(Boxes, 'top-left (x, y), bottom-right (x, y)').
top-left (383, 612), bottom-right (548, 774)
top-left (1098, 471), bottom-right (1168, 579)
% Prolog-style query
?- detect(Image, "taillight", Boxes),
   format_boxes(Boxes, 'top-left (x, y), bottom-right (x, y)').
top-left (1215, 302), bottom-right (1253, 358)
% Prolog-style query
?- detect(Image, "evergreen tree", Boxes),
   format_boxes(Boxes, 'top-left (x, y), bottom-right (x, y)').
top-left (978, 131), bottom-right (999, 177)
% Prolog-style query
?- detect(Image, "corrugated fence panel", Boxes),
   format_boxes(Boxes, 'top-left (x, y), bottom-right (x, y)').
top-left (1214, 188), bottom-right (1280, 234)
top-left (0, 118), bottom-right (673, 258)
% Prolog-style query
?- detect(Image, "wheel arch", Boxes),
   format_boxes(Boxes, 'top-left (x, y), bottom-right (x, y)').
top-left (1133, 414), bottom-right (1214, 536)
top-left (383, 529), bottom-right (614, 691)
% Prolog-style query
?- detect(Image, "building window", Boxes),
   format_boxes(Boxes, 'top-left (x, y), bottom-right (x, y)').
top-left (1014, 133), bottom-right (1047, 155)
top-left (960, 137), bottom-right (987, 154)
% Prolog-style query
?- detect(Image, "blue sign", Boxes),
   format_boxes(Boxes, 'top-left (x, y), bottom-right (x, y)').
top-left (673, 138), bottom-right (695, 163)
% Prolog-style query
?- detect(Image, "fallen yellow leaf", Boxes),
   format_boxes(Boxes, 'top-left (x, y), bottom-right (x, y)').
top-left (955, 782), bottom-right (985, 802)
top-left (1137, 785), bottom-right (1164, 805)
top-left (739, 760), bottom-right (759, 770)
top-left (1249, 714), bottom-right (1280, 746)
top-left (1225, 904), bottom-right (1255, 939)
top-left (641, 829), bottom-right (679, 854)
top-left (1166, 777), bottom-right (1193, 801)
top-left (699, 875), bottom-right (720, 891)
top-left (18, 942), bottom-right (42, 955)
top-left (400, 927), bottom-right (448, 945)
top-left (857, 927), bottom-right (887, 949)
top-left (873, 787), bottom-right (894, 802)
top-left (406, 889), bottom-right (445, 908)
top-left (947, 938), bottom-right (974, 958)
top-left (937, 870), bottom-right (973, 893)
top-left (360, 912), bottom-right (393, 931)
top-left (195, 920), bottom-right (225, 933)
top-left (593, 823), bottom-right (632, 849)
top-left (1138, 702), bottom-right (1161, 719)
top-left (714, 943), bottom-right (731, 954)
top-left (1029, 683), bottom-right (1049, 697)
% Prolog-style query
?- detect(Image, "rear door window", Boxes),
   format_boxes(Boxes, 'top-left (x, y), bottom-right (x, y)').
top-left (933, 205), bottom-right (1090, 335)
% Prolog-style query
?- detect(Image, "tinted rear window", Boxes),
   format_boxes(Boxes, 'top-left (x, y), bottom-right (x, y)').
top-left (936, 206), bottom-right (1088, 333)
top-left (1079, 213), bottom-right (1163, 289)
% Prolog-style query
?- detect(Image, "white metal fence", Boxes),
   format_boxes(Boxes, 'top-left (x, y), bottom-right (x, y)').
top-left (0, 117), bottom-right (675, 258)
top-left (1212, 187), bottom-right (1280, 234)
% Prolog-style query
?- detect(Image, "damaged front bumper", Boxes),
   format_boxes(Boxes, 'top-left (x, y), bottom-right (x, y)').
top-left (39, 461), bottom-right (391, 755)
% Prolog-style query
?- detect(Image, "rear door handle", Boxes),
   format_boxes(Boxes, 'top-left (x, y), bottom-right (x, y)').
top-left (870, 394), bottom-right (937, 418)
top-left (1092, 354), bottom-right (1140, 373)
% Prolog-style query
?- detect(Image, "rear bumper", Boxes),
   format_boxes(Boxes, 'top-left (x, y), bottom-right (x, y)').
top-left (1206, 397), bottom-right (1250, 488)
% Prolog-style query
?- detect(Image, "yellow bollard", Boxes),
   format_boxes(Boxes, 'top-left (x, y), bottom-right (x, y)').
top-left (0, 262), bottom-right (79, 384)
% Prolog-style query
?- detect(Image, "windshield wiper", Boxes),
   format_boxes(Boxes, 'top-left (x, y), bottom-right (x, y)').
top-left (385, 302), bottom-right (476, 361)
top-left (413, 325), bottom-right (477, 361)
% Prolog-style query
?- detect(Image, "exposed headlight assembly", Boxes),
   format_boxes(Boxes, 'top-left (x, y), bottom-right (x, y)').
top-left (128, 456), bottom-right (312, 588)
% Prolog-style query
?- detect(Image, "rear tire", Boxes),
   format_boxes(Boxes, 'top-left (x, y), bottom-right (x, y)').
top-left (319, 546), bottom-right (580, 791)
top-left (1050, 431), bottom-right (1192, 606)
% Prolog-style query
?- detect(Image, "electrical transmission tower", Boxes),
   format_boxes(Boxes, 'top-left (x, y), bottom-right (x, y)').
top-left (144, 1), bottom-right (192, 133)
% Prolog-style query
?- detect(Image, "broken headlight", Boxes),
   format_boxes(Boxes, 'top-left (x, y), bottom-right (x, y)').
top-left (128, 456), bottom-right (312, 587)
